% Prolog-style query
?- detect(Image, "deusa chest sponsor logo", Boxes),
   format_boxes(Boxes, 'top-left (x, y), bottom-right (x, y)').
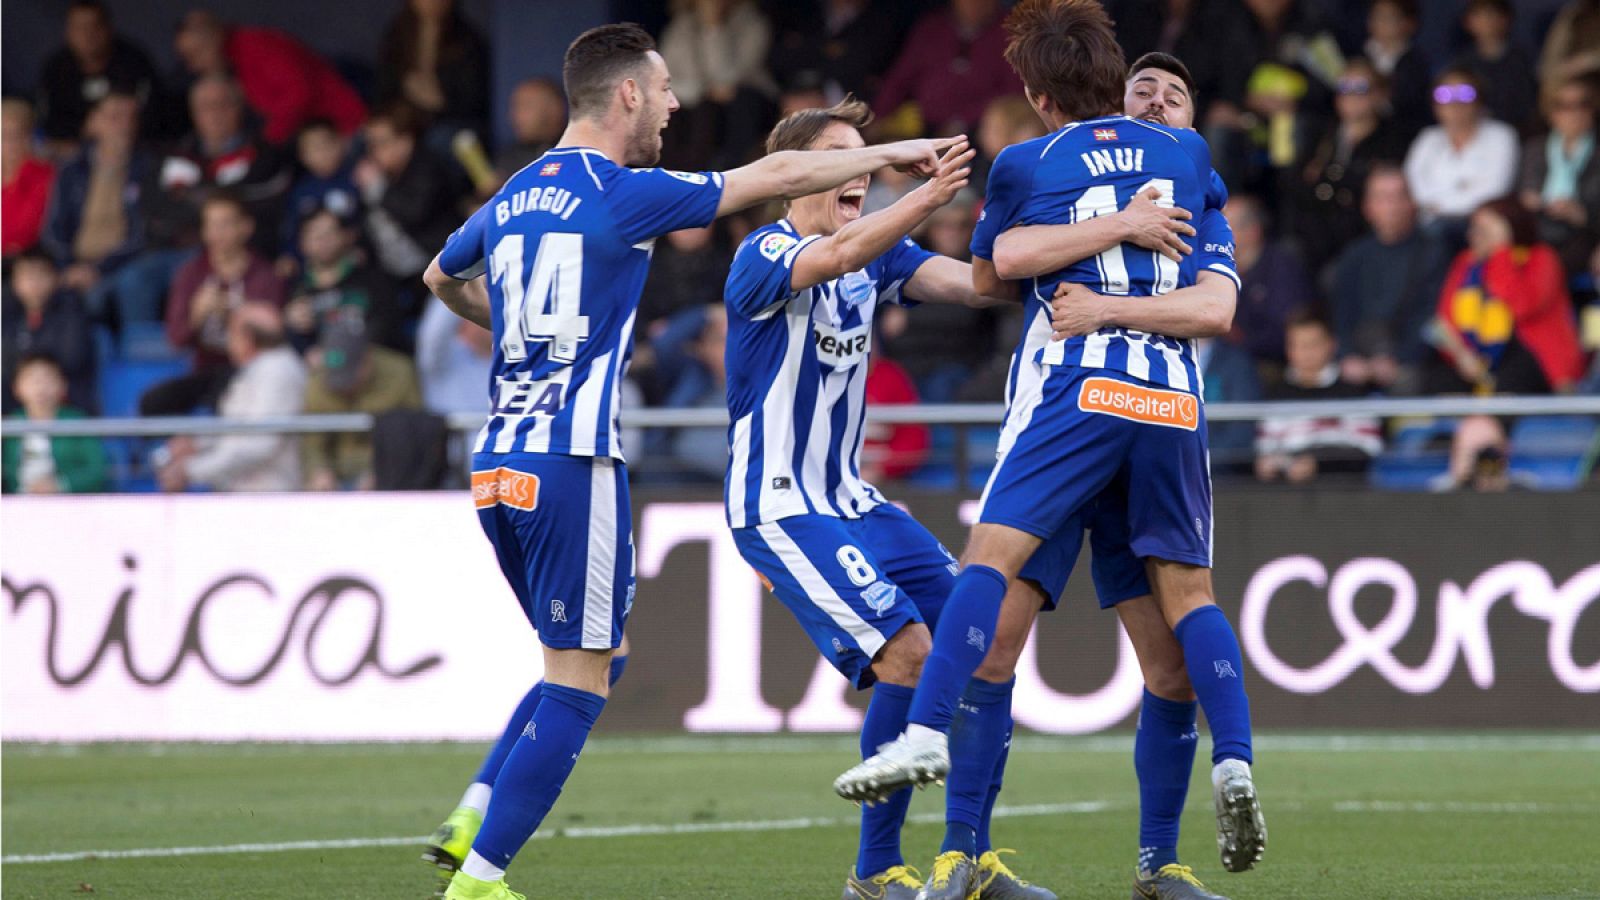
top-left (1240, 557), bottom-right (1600, 695)
top-left (3, 555), bottom-right (442, 688)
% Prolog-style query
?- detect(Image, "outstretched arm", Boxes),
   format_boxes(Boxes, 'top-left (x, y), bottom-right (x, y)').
top-left (991, 187), bottom-right (1196, 280)
top-left (791, 141), bottom-right (975, 290)
top-left (716, 136), bottom-right (962, 216)
top-left (907, 256), bottom-right (1013, 307)
top-left (423, 257), bottom-right (492, 331)
top-left (1050, 270), bottom-right (1237, 340)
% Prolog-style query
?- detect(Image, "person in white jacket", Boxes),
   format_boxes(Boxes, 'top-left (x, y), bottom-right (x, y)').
top-left (158, 302), bottom-right (307, 492)
top-left (1403, 66), bottom-right (1520, 229)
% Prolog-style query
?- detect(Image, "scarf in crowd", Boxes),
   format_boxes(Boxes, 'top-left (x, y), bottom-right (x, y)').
top-left (1543, 131), bottom-right (1594, 204)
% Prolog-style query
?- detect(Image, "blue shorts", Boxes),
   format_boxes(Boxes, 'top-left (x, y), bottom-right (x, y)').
top-left (981, 367), bottom-right (1212, 568)
top-left (1018, 483), bottom-right (1152, 610)
top-left (473, 452), bottom-right (633, 650)
top-left (733, 503), bottom-right (959, 689)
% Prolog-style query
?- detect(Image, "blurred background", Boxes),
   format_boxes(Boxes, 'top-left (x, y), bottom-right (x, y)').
top-left (1, 0), bottom-right (1597, 742)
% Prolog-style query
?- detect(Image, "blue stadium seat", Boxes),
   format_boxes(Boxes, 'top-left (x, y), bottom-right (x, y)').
top-left (98, 357), bottom-right (190, 418)
top-left (1370, 418), bottom-right (1455, 490)
top-left (1508, 416), bottom-right (1599, 490)
top-left (119, 322), bottom-right (185, 362)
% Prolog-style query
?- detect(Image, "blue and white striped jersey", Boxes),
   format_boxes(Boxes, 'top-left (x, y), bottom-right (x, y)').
top-left (437, 148), bottom-right (724, 459)
top-left (971, 116), bottom-right (1238, 395)
top-left (722, 219), bottom-right (934, 528)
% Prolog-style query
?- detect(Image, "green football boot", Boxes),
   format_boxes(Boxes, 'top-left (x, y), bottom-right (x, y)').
top-left (442, 871), bottom-right (525, 900)
top-left (422, 806), bottom-right (483, 880)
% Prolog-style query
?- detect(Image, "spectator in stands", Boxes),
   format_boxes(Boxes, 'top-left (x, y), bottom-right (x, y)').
top-left (1255, 312), bottom-right (1382, 483)
top-left (1196, 336), bottom-right (1263, 473)
top-left (889, 192), bottom-right (998, 402)
top-left (279, 120), bottom-right (359, 273)
top-left (1520, 78), bottom-right (1600, 277)
top-left (1329, 165), bottom-right (1450, 392)
top-left (3, 353), bottom-right (107, 495)
top-left (659, 0), bottom-right (777, 169)
top-left (158, 303), bottom-right (306, 493)
top-left (495, 78), bottom-right (565, 179)
top-left (1453, 0), bottom-right (1539, 133)
top-left (638, 224), bottom-right (734, 335)
top-left (301, 315), bottom-right (421, 491)
top-left (286, 207), bottom-right (399, 354)
top-left (1404, 67), bottom-right (1520, 239)
top-left (376, 0), bottom-right (490, 146)
top-left (658, 304), bottom-right (728, 482)
top-left (860, 353), bottom-right (929, 484)
top-left (1539, 0), bottom-right (1600, 87)
top-left (39, 91), bottom-right (147, 305)
top-left (356, 104), bottom-right (458, 307)
top-left (1227, 193), bottom-right (1320, 379)
top-left (143, 194), bottom-right (285, 416)
top-left (3, 99), bottom-right (55, 260)
top-left (975, 95), bottom-right (1045, 192)
top-left (1189, 0), bottom-right (1343, 192)
top-left (34, 0), bottom-right (165, 147)
top-left (872, 0), bottom-right (1023, 137)
top-left (1292, 58), bottom-right (1408, 271)
top-left (1426, 198), bottom-right (1585, 489)
top-left (1362, 0), bottom-right (1431, 141)
top-left (161, 75), bottom-right (290, 251)
top-left (415, 296), bottom-right (490, 415)
top-left (174, 10), bottom-right (367, 146)
top-left (2, 251), bottom-right (95, 415)
top-left (1428, 197), bottom-right (1585, 396)
top-left (767, 0), bottom-right (903, 107)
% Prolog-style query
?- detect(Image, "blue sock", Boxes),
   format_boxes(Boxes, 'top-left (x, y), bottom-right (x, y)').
top-left (945, 677), bottom-right (1014, 856)
top-left (1135, 689), bottom-right (1198, 875)
top-left (857, 682), bottom-right (914, 877)
top-left (474, 683), bottom-right (545, 787)
top-left (977, 725), bottom-right (1011, 855)
top-left (472, 656), bottom-right (628, 788)
top-left (1173, 606), bottom-right (1253, 765)
top-left (908, 566), bottom-right (1008, 731)
top-left (470, 684), bottom-right (606, 868)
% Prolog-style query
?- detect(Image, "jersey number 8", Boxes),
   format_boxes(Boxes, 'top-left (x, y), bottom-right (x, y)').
top-left (490, 232), bottom-right (591, 364)
top-left (836, 545), bottom-right (876, 587)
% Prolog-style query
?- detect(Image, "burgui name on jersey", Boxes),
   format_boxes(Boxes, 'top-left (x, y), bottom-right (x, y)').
top-left (495, 185), bottom-right (582, 224)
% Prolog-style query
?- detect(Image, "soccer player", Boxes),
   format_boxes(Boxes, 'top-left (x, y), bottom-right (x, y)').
top-left (420, 23), bottom-right (953, 900)
top-left (835, 1), bottom-right (1264, 895)
top-left (723, 97), bottom-right (1053, 900)
top-left (976, 54), bottom-right (1257, 900)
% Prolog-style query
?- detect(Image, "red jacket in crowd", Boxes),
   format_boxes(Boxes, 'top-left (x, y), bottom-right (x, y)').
top-left (872, 8), bottom-right (1023, 135)
top-left (862, 356), bottom-right (930, 480)
top-left (2, 158), bottom-right (55, 256)
top-left (1437, 244), bottom-right (1585, 391)
top-left (225, 27), bottom-right (367, 145)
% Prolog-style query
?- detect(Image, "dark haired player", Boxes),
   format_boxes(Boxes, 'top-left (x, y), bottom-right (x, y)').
top-left (419, 23), bottom-right (954, 900)
top-left (991, 52), bottom-right (1261, 900)
top-left (722, 96), bottom-right (1055, 899)
top-left (836, 4), bottom-right (1263, 899)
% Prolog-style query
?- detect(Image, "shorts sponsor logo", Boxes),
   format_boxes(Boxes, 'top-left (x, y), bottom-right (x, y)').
top-left (758, 232), bottom-right (798, 261)
top-left (860, 581), bottom-right (897, 614)
top-left (1077, 376), bottom-right (1198, 431)
top-left (471, 467), bottom-right (541, 511)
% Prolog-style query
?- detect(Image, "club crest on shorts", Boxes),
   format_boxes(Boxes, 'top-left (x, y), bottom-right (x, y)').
top-left (860, 581), bottom-right (897, 614)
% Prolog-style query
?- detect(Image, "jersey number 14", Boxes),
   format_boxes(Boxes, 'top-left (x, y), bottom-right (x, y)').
top-left (491, 232), bottom-right (590, 364)
top-left (1074, 178), bottom-right (1179, 296)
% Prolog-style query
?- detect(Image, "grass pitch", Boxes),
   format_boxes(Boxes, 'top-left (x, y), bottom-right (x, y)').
top-left (4, 733), bottom-right (1598, 899)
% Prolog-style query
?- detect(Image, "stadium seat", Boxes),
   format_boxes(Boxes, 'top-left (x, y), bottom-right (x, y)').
top-left (1508, 416), bottom-right (1599, 490)
top-left (1370, 419), bottom-right (1455, 490)
top-left (98, 357), bottom-right (191, 418)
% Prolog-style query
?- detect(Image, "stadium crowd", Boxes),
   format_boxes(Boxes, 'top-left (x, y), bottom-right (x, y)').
top-left (3, 0), bottom-right (1598, 495)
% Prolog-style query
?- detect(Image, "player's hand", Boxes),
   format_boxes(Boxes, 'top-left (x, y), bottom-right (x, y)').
top-left (888, 135), bottom-right (966, 179)
top-left (1050, 282), bottom-right (1110, 340)
top-left (918, 139), bottom-right (975, 207)
top-left (1119, 187), bottom-right (1194, 262)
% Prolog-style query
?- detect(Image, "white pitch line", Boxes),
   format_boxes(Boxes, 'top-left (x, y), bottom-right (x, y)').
top-left (0, 801), bottom-right (1113, 865)
top-left (1332, 801), bottom-right (1586, 814)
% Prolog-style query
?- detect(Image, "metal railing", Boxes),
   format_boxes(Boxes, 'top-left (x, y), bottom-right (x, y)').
top-left (5, 394), bottom-right (1600, 438)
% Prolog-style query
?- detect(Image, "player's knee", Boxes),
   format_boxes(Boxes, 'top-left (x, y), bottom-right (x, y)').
top-left (1160, 593), bottom-right (1216, 630)
top-left (1146, 661), bottom-right (1195, 702)
top-left (873, 624), bottom-right (931, 686)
